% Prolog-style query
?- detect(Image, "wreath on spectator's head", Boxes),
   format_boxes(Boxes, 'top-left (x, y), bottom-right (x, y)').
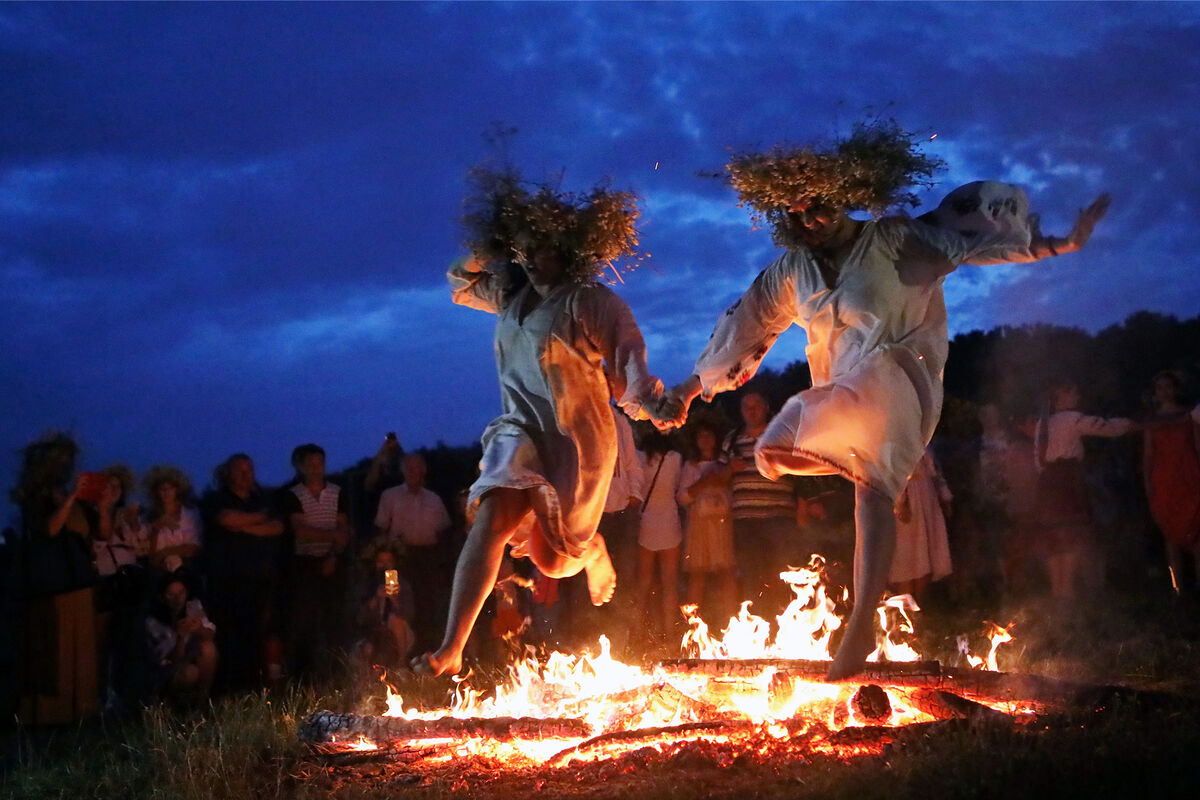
top-left (462, 166), bottom-right (641, 283)
top-left (726, 119), bottom-right (944, 245)
top-left (143, 464), bottom-right (194, 505)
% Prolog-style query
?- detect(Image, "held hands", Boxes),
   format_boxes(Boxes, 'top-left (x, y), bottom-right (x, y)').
top-left (648, 375), bottom-right (703, 430)
top-left (1067, 193), bottom-right (1111, 249)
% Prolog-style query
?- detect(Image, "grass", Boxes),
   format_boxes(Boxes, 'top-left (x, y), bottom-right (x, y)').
top-left (3, 588), bottom-right (1199, 800)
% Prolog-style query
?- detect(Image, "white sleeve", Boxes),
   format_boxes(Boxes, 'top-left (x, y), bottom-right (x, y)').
top-left (693, 253), bottom-right (801, 400)
top-left (373, 491), bottom-right (391, 529)
top-left (433, 494), bottom-right (453, 533)
top-left (1075, 414), bottom-right (1134, 438)
top-left (615, 410), bottom-right (646, 501)
top-left (448, 257), bottom-right (510, 314)
top-left (575, 286), bottom-right (663, 419)
top-left (902, 218), bottom-right (1038, 270)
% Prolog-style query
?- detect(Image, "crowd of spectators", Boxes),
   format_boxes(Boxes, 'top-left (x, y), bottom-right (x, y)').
top-left (4, 368), bottom-right (1199, 726)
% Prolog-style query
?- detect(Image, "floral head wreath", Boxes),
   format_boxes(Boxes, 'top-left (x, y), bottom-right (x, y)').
top-left (461, 166), bottom-right (642, 283)
top-left (143, 464), bottom-right (194, 503)
top-left (725, 119), bottom-right (944, 246)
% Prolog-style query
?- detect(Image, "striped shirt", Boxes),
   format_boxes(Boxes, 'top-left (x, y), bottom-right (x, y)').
top-left (287, 482), bottom-right (344, 557)
top-left (723, 430), bottom-right (795, 520)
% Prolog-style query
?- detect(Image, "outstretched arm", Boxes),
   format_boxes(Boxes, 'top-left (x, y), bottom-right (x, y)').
top-left (1023, 193), bottom-right (1111, 260)
top-left (975, 193), bottom-right (1111, 265)
top-left (658, 253), bottom-right (804, 426)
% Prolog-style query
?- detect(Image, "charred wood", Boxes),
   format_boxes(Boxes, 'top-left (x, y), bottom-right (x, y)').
top-left (546, 720), bottom-right (760, 768)
top-left (658, 657), bottom-right (942, 685)
top-left (298, 710), bottom-right (591, 745)
top-left (850, 684), bottom-right (892, 723)
top-left (906, 688), bottom-right (1012, 722)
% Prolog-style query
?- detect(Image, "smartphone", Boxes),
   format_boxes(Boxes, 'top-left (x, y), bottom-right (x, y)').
top-left (76, 472), bottom-right (106, 503)
top-left (384, 569), bottom-right (400, 597)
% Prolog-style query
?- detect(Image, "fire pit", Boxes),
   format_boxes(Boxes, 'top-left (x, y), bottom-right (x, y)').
top-left (296, 558), bottom-right (1089, 774)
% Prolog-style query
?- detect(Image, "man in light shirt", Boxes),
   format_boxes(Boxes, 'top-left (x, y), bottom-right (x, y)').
top-left (374, 453), bottom-right (452, 653)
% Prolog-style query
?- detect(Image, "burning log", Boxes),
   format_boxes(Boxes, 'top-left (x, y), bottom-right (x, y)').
top-left (545, 720), bottom-right (761, 768)
top-left (559, 681), bottom-right (732, 722)
top-left (660, 657), bottom-right (943, 686)
top-left (665, 658), bottom-right (1168, 714)
top-left (906, 688), bottom-right (1012, 722)
top-left (298, 710), bottom-right (591, 746)
top-left (850, 684), bottom-right (892, 723)
top-left (934, 666), bottom-right (1126, 709)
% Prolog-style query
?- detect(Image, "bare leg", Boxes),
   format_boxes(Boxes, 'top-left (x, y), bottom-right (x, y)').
top-left (688, 570), bottom-right (707, 608)
top-left (828, 484), bottom-right (896, 680)
top-left (716, 569), bottom-right (738, 623)
top-left (413, 488), bottom-right (529, 676)
top-left (528, 529), bottom-right (616, 606)
top-left (637, 546), bottom-right (656, 628)
top-left (195, 639), bottom-right (218, 695)
top-left (659, 546), bottom-right (680, 634)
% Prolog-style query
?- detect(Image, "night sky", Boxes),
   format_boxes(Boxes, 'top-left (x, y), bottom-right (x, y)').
top-left (3, 2), bottom-right (1199, 508)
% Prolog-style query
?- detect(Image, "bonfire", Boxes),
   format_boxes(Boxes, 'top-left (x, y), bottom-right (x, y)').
top-left (295, 555), bottom-right (1115, 774)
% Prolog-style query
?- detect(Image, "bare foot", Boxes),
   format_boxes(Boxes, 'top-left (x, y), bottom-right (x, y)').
top-left (410, 648), bottom-right (463, 677)
top-left (583, 535), bottom-right (617, 606)
top-left (826, 614), bottom-right (877, 681)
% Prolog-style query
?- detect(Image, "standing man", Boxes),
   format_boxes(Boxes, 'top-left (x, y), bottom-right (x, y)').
top-left (661, 121), bottom-right (1109, 678)
top-left (202, 453), bottom-right (285, 691)
top-left (282, 443), bottom-right (350, 680)
top-left (374, 453), bottom-right (452, 654)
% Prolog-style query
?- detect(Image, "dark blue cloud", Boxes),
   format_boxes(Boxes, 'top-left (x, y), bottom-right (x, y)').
top-left (2, 1), bottom-right (1198, 498)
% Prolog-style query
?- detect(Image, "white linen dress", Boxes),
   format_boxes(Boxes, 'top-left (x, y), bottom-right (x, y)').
top-left (637, 450), bottom-right (684, 551)
top-left (693, 185), bottom-right (1039, 500)
top-left (449, 262), bottom-right (662, 560)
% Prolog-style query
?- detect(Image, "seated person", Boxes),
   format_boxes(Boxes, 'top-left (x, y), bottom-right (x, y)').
top-left (145, 571), bottom-right (217, 706)
top-left (353, 542), bottom-right (416, 671)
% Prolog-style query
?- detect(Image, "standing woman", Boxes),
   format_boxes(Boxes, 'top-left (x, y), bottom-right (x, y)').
top-left (1034, 380), bottom-right (1134, 600)
top-left (11, 433), bottom-right (100, 725)
top-left (636, 429), bottom-right (684, 639)
top-left (1141, 371), bottom-right (1200, 596)
top-left (92, 463), bottom-right (147, 713)
top-left (661, 122), bottom-right (1110, 677)
top-left (414, 166), bottom-right (671, 676)
top-left (143, 465), bottom-right (204, 575)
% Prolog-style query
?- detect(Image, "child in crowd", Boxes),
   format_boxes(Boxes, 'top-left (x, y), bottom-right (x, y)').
top-left (354, 542), bottom-right (416, 672)
top-left (678, 422), bottom-right (737, 622)
top-left (636, 429), bottom-right (684, 641)
top-left (145, 571), bottom-right (217, 707)
top-left (1035, 380), bottom-right (1135, 600)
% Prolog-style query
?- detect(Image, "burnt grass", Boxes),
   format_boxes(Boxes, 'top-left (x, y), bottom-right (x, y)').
top-left (4, 588), bottom-right (1200, 800)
